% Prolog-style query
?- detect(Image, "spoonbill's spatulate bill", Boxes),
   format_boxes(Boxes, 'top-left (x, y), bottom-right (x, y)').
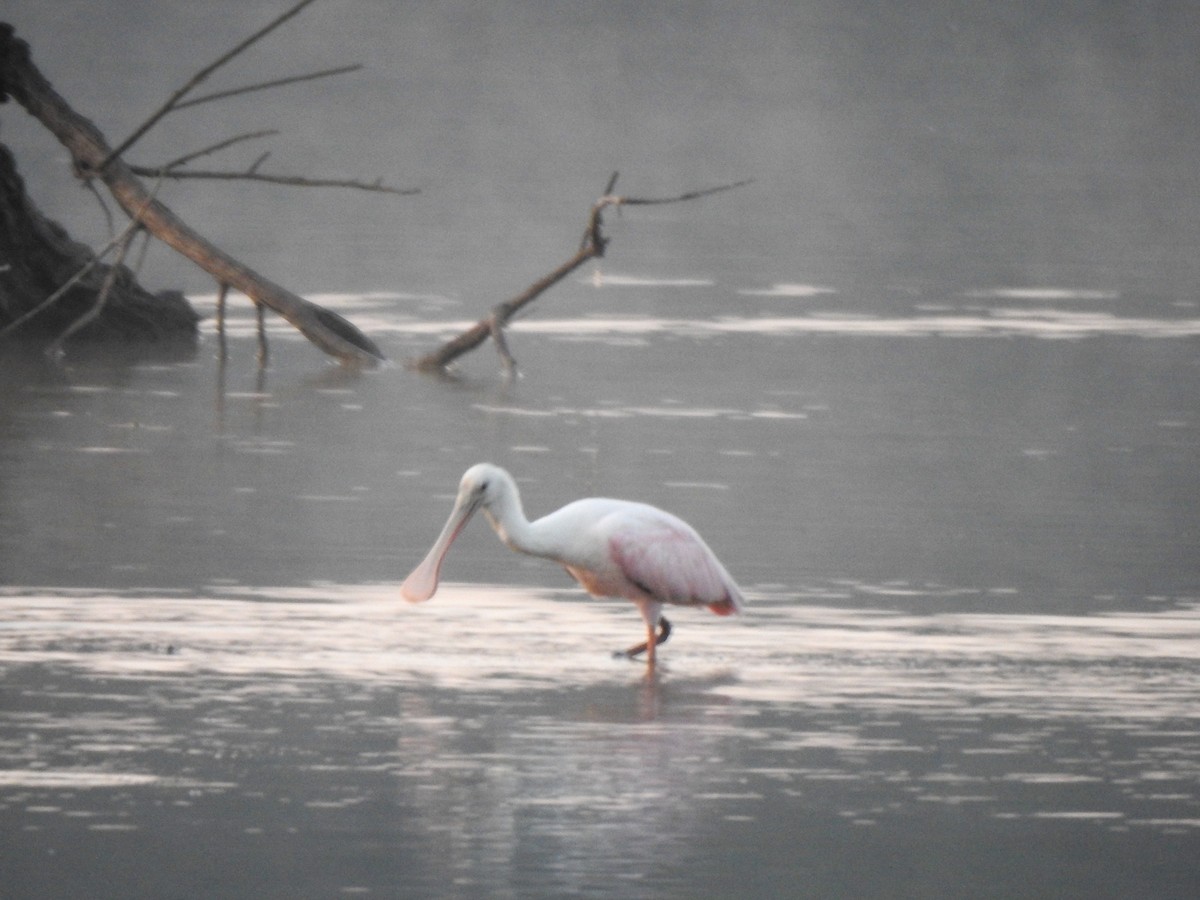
top-left (401, 463), bottom-right (744, 667)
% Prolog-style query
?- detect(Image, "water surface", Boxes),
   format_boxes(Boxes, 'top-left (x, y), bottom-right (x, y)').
top-left (3, 293), bottom-right (1200, 896)
top-left (3, 585), bottom-right (1199, 898)
top-left (3, 2), bottom-right (1200, 896)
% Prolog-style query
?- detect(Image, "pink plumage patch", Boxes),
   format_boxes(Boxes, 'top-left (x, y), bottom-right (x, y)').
top-left (608, 516), bottom-right (735, 608)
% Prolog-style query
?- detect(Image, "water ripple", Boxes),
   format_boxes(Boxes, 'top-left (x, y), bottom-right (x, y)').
top-left (1, 583), bottom-right (1198, 896)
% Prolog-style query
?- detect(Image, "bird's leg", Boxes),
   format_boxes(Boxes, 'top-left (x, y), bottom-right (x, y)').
top-left (616, 616), bottom-right (672, 660)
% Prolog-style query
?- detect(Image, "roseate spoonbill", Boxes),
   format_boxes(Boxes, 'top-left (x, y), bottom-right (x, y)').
top-left (400, 463), bottom-right (744, 667)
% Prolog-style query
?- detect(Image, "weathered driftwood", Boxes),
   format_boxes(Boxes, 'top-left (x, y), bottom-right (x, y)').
top-left (409, 174), bottom-right (752, 375)
top-left (0, 22), bottom-right (384, 365)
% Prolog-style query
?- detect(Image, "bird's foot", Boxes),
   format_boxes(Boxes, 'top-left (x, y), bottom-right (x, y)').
top-left (614, 616), bottom-right (671, 659)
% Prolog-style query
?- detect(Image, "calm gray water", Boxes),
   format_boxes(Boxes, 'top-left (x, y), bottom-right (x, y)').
top-left (4, 2), bottom-right (1200, 897)
top-left (2, 290), bottom-right (1198, 899)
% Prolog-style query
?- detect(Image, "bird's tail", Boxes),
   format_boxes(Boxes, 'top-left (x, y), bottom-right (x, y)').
top-left (707, 585), bottom-right (744, 616)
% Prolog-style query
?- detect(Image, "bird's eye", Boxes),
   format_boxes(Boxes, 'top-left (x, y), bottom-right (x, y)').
top-left (479, 480), bottom-right (490, 492)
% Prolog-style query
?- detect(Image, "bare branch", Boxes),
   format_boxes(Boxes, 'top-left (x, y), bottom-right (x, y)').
top-left (616, 177), bottom-right (754, 206)
top-left (159, 130), bottom-right (280, 170)
top-left (83, 177), bottom-right (116, 236)
top-left (0, 251), bottom-right (103, 339)
top-left (131, 227), bottom-right (154, 276)
top-left (128, 128), bottom-right (415, 194)
top-left (172, 64), bottom-right (364, 110)
top-left (98, 0), bottom-right (322, 170)
top-left (410, 174), bottom-right (749, 375)
top-left (48, 224), bottom-right (137, 354)
top-left (126, 165), bottom-right (419, 195)
top-left (412, 225), bottom-right (599, 374)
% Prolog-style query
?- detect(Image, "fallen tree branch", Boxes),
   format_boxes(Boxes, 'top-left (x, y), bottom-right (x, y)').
top-left (409, 172), bottom-right (751, 374)
top-left (0, 22), bottom-right (384, 365)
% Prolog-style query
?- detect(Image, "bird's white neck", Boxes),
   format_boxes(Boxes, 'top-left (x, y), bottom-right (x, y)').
top-left (482, 483), bottom-right (560, 559)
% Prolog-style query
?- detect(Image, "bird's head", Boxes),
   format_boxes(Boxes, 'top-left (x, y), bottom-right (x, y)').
top-left (456, 462), bottom-right (510, 513)
top-left (400, 463), bottom-right (517, 603)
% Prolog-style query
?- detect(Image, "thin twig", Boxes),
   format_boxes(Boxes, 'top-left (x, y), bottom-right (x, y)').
top-left (0, 256), bottom-right (102, 339)
top-left (616, 178), bottom-right (754, 206)
top-left (125, 166), bottom-right (419, 194)
top-left (47, 225), bottom-right (137, 353)
top-left (131, 227), bottom-right (154, 276)
top-left (83, 178), bottom-right (115, 237)
top-left (0, 220), bottom-right (137, 338)
top-left (98, 0), bottom-right (322, 170)
top-left (172, 64), bottom-right (364, 110)
top-left (158, 130), bottom-right (280, 170)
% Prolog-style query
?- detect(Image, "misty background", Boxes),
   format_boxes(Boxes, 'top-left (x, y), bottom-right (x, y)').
top-left (4, 0), bottom-right (1200, 309)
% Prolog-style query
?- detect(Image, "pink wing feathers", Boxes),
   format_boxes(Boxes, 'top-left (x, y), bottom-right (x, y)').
top-left (606, 510), bottom-right (744, 615)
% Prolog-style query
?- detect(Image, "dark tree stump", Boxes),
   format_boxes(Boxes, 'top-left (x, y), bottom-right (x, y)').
top-left (0, 141), bottom-right (199, 342)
